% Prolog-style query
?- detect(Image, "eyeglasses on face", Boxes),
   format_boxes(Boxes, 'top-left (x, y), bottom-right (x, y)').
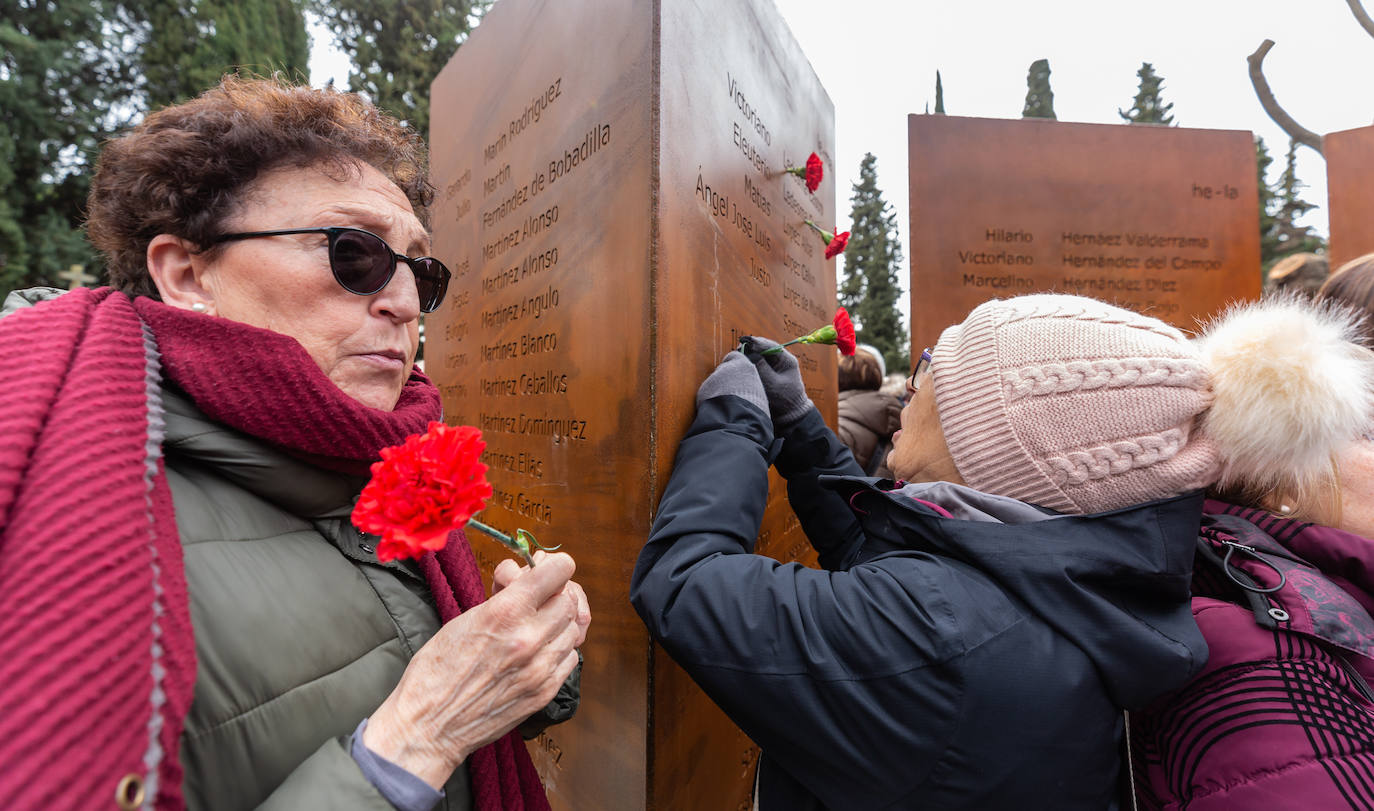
top-left (907, 348), bottom-right (933, 392)
top-left (210, 226), bottom-right (451, 313)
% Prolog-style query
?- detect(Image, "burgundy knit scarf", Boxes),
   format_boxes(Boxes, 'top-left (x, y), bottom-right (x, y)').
top-left (0, 289), bottom-right (549, 811)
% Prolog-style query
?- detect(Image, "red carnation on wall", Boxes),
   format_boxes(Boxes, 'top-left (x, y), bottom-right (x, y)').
top-left (804, 152), bottom-right (824, 192)
top-left (825, 230), bottom-right (850, 260)
top-left (833, 307), bottom-right (857, 356)
top-left (353, 421), bottom-right (492, 562)
top-left (804, 220), bottom-right (850, 259)
top-left (786, 152), bottom-right (824, 193)
top-left (751, 307), bottom-right (858, 357)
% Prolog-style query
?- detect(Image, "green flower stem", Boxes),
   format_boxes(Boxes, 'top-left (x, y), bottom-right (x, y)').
top-left (761, 337), bottom-right (804, 355)
top-left (803, 220), bottom-right (833, 243)
top-left (739, 330), bottom-right (835, 356)
top-left (737, 337), bottom-right (802, 355)
top-left (466, 517), bottom-right (562, 567)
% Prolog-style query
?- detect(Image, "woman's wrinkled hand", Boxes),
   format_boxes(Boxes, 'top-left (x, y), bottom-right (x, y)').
top-left (494, 553), bottom-right (590, 648)
top-left (363, 551), bottom-right (588, 788)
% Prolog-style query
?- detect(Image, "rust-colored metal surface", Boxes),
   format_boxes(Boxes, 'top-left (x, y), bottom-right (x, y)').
top-left (1325, 125), bottom-right (1374, 272)
top-left (426, 0), bottom-right (835, 807)
top-left (654, 2), bottom-right (835, 809)
top-left (907, 115), bottom-right (1262, 354)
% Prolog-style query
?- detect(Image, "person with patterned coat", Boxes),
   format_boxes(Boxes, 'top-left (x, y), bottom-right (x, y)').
top-left (1129, 299), bottom-right (1374, 810)
top-left (1132, 500), bottom-right (1374, 809)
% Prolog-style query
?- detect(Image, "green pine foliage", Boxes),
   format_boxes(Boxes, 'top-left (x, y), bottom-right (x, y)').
top-left (0, 0), bottom-right (313, 300)
top-left (308, 0), bottom-right (491, 138)
top-left (1255, 137), bottom-right (1281, 265)
top-left (1270, 139), bottom-right (1326, 262)
top-left (1022, 58), bottom-right (1056, 119)
top-left (1119, 62), bottom-right (1175, 125)
top-left (0, 0), bottom-right (145, 298)
top-left (141, 0), bottom-right (311, 110)
top-left (1256, 137), bottom-right (1326, 272)
top-left (841, 154), bottom-right (909, 371)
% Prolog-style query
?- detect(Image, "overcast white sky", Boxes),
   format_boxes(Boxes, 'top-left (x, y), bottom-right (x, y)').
top-left (310, 0), bottom-right (1374, 317)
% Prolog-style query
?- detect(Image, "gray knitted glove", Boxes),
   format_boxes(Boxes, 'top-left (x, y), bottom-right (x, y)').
top-left (696, 350), bottom-right (768, 414)
top-left (741, 336), bottom-right (814, 428)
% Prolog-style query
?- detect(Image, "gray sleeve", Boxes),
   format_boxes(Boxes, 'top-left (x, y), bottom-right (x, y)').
top-left (348, 718), bottom-right (444, 811)
top-left (1, 286), bottom-right (66, 318)
top-left (255, 734), bottom-right (398, 811)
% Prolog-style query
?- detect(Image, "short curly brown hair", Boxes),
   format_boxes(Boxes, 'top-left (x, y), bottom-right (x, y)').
top-left (87, 75), bottom-right (433, 299)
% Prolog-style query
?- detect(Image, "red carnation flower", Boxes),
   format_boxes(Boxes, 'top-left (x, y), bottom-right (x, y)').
top-left (786, 152), bottom-right (824, 194)
top-left (756, 306), bottom-right (859, 357)
top-left (833, 307), bottom-right (857, 356)
top-left (804, 220), bottom-right (849, 259)
top-left (825, 230), bottom-right (850, 260)
top-left (804, 153), bottom-right (824, 192)
top-left (352, 421), bottom-right (493, 562)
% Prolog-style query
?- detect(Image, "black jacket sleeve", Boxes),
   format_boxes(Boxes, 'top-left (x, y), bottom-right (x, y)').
top-left (631, 395), bottom-right (966, 808)
top-left (775, 407), bottom-right (868, 570)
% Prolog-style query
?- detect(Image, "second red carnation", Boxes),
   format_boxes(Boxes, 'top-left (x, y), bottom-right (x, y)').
top-left (825, 230), bottom-right (850, 260)
top-left (833, 307), bottom-right (857, 356)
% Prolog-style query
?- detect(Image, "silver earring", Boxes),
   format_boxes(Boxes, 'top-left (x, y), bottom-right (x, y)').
top-left (191, 302), bottom-right (207, 313)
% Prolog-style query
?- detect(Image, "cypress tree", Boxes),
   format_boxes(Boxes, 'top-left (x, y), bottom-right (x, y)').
top-left (141, 0), bottom-right (311, 109)
top-left (0, 0), bottom-right (144, 298)
top-left (1271, 139), bottom-right (1326, 260)
top-left (1119, 62), bottom-right (1175, 125)
top-left (935, 70), bottom-right (945, 114)
top-left (308, 0), bottom-right (491, 137)
top-left (1255, 136), bottom-right (1281, 266)
top-left (1022, 58), bottom-right (1056, 119)
top-left (841, 153), bottom-right (908, 371)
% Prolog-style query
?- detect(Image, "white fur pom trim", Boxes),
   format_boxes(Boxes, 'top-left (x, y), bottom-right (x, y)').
top-left (1196, 296), bottom-right (1374, 494)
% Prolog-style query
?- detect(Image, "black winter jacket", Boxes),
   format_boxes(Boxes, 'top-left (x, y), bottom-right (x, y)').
top-left (631, 395), bottom-right (1208, 810)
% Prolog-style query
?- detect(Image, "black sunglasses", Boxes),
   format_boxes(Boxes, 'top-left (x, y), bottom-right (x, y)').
top-left (210, 226), bottom-right (451, 313)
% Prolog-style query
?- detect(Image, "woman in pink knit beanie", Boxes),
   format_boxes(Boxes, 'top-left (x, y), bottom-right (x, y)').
top-left (635, 291), bottom-right (1374, 810)
top-left (902, 293), bottom-right (1374, 809)
top-left (906, 294), bottom-right (1220, 514)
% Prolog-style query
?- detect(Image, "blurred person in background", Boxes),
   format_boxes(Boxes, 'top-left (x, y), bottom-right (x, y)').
top-left (836, 343), bottom-right (903, 478)
top-left (1318, 252), bottom-right (1374, 348)
top-left (1266, 252), bottom-right (1329, 298)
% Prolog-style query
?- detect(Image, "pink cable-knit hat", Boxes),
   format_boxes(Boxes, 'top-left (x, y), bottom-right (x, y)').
top-left (931, 294), bottom-right (1219, 514)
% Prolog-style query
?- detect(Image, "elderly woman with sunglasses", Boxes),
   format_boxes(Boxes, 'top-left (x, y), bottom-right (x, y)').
top-left (0, 77), bottom-right (588, 811)
top-left (632, 293), bottom-right (1374, 809)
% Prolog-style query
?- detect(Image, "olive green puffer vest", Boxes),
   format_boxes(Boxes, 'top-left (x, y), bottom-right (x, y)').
top-left (163, 384), bottom-right (473, 810)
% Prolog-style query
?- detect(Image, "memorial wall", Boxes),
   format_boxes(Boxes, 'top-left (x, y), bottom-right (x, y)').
top-left (908, 115), bottom-right (1262, 352)
top-left (1326, 125), bottom-right (1374, 271)
top-left (426, 0), bottom-right (836, 807)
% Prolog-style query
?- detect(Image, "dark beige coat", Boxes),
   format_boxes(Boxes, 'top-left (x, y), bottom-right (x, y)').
top-left (837, 389), bottom-right (903, 478)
